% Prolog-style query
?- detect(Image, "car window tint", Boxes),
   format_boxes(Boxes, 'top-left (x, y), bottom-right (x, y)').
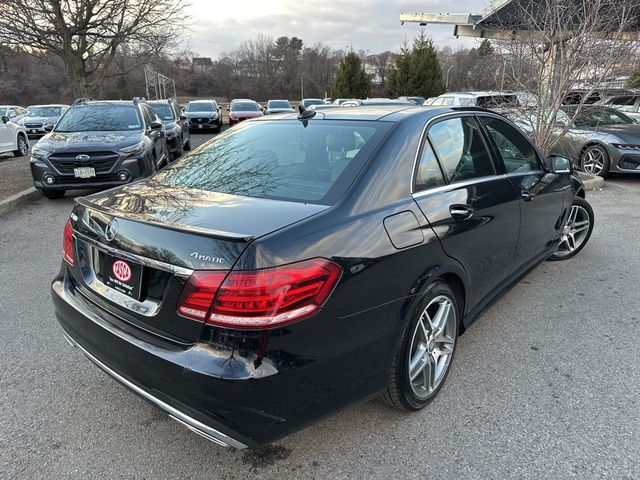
top-left (154, 120), bottom-right (391, 205)
top-left (608, 96), bottom-right (637, 112)
top-left (479, 117), bottom-right (542, 173)
top-left (428, 117), bottom-right (495, 183)
top-left (415, 140), bottom-right (446, 191)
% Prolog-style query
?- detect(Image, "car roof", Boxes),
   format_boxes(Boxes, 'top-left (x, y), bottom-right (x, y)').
top-left (230, 99), bottom-right (255, 103)
top-left (440, 92), bottom-right (516, 98)
top-left (188, 99), bottom-right (217, 103)
top-left (0, 105), bottom-right (21, 108)
top-left (252, 105), bottom-right (493, 122)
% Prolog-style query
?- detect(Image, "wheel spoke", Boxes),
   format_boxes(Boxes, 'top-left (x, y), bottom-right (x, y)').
top-left (431, 301), bottom-right (451, 335)
top-left (422, 356), bottom-right (435, 393)
top-left (410, 350), bottom-right (429, 381)
top-left (573, 224), bottom-right (590, 234)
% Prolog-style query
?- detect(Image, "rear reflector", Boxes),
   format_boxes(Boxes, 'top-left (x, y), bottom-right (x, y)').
top-left (63, 219), bottom-right (74, 265)
top-left (177, 258), bottom-right (342, 329)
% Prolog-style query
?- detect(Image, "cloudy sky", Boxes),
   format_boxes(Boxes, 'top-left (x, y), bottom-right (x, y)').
top-left (185, 0), bottom-right (484, 58)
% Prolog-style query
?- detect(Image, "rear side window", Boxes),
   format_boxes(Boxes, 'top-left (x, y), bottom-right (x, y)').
top-left (414, 140), bottom-right (446, 191)
top-left (428, 117), bottom-right (495, 183)
top-left (478, 116), bottom-right (542, 173)
top-left (154, 120), bottom-right (391, 205)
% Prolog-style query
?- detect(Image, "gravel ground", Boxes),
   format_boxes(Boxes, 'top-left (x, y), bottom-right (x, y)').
top-left (0, 173), bottom-right (638, 479)
top-left (0, 153), bottom-right (33, 198)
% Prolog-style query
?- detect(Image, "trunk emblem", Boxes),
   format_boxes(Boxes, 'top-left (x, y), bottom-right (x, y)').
top-left (112, 260), bottom-right (132, 282)
top-left (105, 219), bottom-right (119, 241)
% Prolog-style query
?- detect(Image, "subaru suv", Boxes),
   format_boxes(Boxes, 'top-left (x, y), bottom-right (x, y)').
top-left (30, 98), bottom-right (168, 199)
top-left (148, 99), bottom-right (191, 161)
top-left (17, 104), bottom-right (69, 138)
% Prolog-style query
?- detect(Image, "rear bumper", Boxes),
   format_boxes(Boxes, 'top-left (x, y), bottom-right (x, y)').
top-left (52, 275), bottom-right (400, 448)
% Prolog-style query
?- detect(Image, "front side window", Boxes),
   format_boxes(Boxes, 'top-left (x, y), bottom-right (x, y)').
top-left (573, 108), bottom-right (634, 128)
top-left (55, 105), bottom-right (142, 132)
top-left (479, 116), bottom-right (542, 173)
top-left (154, 120), bottom-right (390, 204)
top-left (608, 96), bottom-right (638, 112)
top-left (428, 116), bottom-right (495, 183)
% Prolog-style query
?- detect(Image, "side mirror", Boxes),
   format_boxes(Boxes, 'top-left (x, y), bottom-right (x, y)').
top-left (179, 115), bottom-right (187, 121)
top-left (43, 124), bottom-right (55, 132)
top-left (1, 115), bottom-right (8, 124)
top-left (549, 154), bottom-right (572, 174)
top-left (149, 121), bottom-right (163, 131)
top-left (226, 107), bottom-right (230, 112)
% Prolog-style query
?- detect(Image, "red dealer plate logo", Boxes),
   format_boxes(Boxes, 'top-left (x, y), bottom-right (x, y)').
top-left (112, 260), bottom-right (132, 283)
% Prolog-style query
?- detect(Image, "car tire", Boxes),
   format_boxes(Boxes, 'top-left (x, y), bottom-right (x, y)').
top-left (381, 280), bottom-right (459, 411)
top-left (42, 189), bottom-right (65, 200)
top-left (183, 136), bottom-right (191, 151)
top-left (548, 197), bottom-right (594, 261)
top-left (580, 144), bottom-right (609, 178)
top-left (171, 141), bottom-right (184, 162)
top-left (13, 134), bottom-right (29, 157)
top-left (214, 123), bottom-right (222, 134)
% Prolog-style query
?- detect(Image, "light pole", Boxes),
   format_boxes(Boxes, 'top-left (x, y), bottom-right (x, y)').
top-left (445, 65), bottom-right (454, 91)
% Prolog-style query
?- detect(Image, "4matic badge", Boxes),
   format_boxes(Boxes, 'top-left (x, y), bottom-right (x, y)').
top-left (190, 251), bottom-right (226, 264)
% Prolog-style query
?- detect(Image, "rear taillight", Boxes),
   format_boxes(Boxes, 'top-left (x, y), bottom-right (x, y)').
top-left (177, 259), bottom-right (342, 329)
top-left (63, 219), bottom-right (74, 265)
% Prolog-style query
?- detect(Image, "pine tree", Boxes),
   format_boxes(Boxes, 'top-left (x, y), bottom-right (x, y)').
top-left (332, 52), bottom-right (371, 98)
top-left (387, 32), bottom-right (446, 98)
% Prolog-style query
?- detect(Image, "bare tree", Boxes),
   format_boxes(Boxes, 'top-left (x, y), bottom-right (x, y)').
top-left (369, 51), bottom-right (394, 88)
top-left (490, 0), bottom-right (640, 154)
top-left (0, 0), bottom-right (189, 97)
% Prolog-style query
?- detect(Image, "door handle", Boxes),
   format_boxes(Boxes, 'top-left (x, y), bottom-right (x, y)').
top-left (449, 204), bottom-right (474, 221)
top-left (521, 190), bottom-right (535, 201)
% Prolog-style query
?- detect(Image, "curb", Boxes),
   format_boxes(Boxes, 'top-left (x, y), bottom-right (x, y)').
top-left (578, 173), bottom-right (604, 191)
top-left (0, 187), bottom-right (42, 217)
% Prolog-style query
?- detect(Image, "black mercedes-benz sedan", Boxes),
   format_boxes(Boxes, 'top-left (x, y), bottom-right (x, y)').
top-left (52, 105), bottom-right (594, 449)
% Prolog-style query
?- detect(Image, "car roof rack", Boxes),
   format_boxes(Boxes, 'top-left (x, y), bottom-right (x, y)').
top-left (72, 97), bottom-right (93, 106)
top-left (132, 97), bottom-right (147, 105)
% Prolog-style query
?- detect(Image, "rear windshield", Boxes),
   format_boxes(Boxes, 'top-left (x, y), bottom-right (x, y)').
top-left (55, 105), bottom-right (142, 132)
top-left (573, 108), bottom-right (634, 127)
top-left (150, 103), bottom-right (176, 120)
top-left (187, 102), bottom-right (216, 112)
top-left (154, 120), bottom-right (391, 204)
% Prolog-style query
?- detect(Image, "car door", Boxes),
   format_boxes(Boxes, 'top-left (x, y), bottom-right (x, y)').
top-left (0, 116), bottom-right (12, 151)
top-left (141, 105), bottom-right (162, 165)
top-left (412, 114), bottom-right (521, 309)
top-left (477, 114), bottom-right (569, 269)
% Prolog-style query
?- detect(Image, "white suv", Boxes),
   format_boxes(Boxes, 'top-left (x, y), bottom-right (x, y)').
top-left (0, 114), bottom-right (29, 157)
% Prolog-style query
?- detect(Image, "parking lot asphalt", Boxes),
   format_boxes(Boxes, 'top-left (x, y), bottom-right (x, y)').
top-left (0, 171), bottom-right (638, 479)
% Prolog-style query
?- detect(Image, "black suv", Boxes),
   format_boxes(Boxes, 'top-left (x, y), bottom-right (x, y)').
top-left (30, 98), bottom-right (168, 199)
top-left (148, 99), bottom-right (191, 161)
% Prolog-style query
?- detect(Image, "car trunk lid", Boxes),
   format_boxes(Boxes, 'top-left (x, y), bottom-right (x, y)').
top-left (68, 181), bottom-right (328, 343)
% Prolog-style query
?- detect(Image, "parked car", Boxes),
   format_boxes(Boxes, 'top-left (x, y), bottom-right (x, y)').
top-left (149, 99), bottom-right (191, 161)
top-left (228, 99), bottom-right (262, 126)
top-left (553, 106), bottom-right (640, 177)
top-left (601, 93), bottom-right (640, 121)
top-left (0, 105), bottom-right (28, 124)
top-left (563, 89), bottom-right (633, 106)
top-left (0, 114), bottom-right (29, 157)
top-left (17, 104), bottom-right (69, 138)
top-left (332, 98), bottom-right (350, 105)
top-left (52, 105), bottom-right (592, 449)
top-left (423, 97), bottom-right (437, 106)
top-left (264, 99), bottom-right (295, 115)
top-left (300, 98), bottom-right (325, 109)
top-left (341, 98), bottom-right (415, 107)
top-left (398, 96), bottom-right (427, 105)
top-left (30, 97), bottom-right (168, 199)
top-left (323, 97), bottom-right (332, 104)
top-left (427, 92), bottom-right (519, 108)
top-left (185, 100), bottom-right (222, 133)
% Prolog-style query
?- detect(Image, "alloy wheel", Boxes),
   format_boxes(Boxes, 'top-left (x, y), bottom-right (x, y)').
top-left (582, 147), bottom-right (605, 175)
top-left (18, 137), bottom-right (28, 156)
top-left (408, 295), bottom-right (457, 399)
top-left (555, 204), bottom-right (591, 258)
